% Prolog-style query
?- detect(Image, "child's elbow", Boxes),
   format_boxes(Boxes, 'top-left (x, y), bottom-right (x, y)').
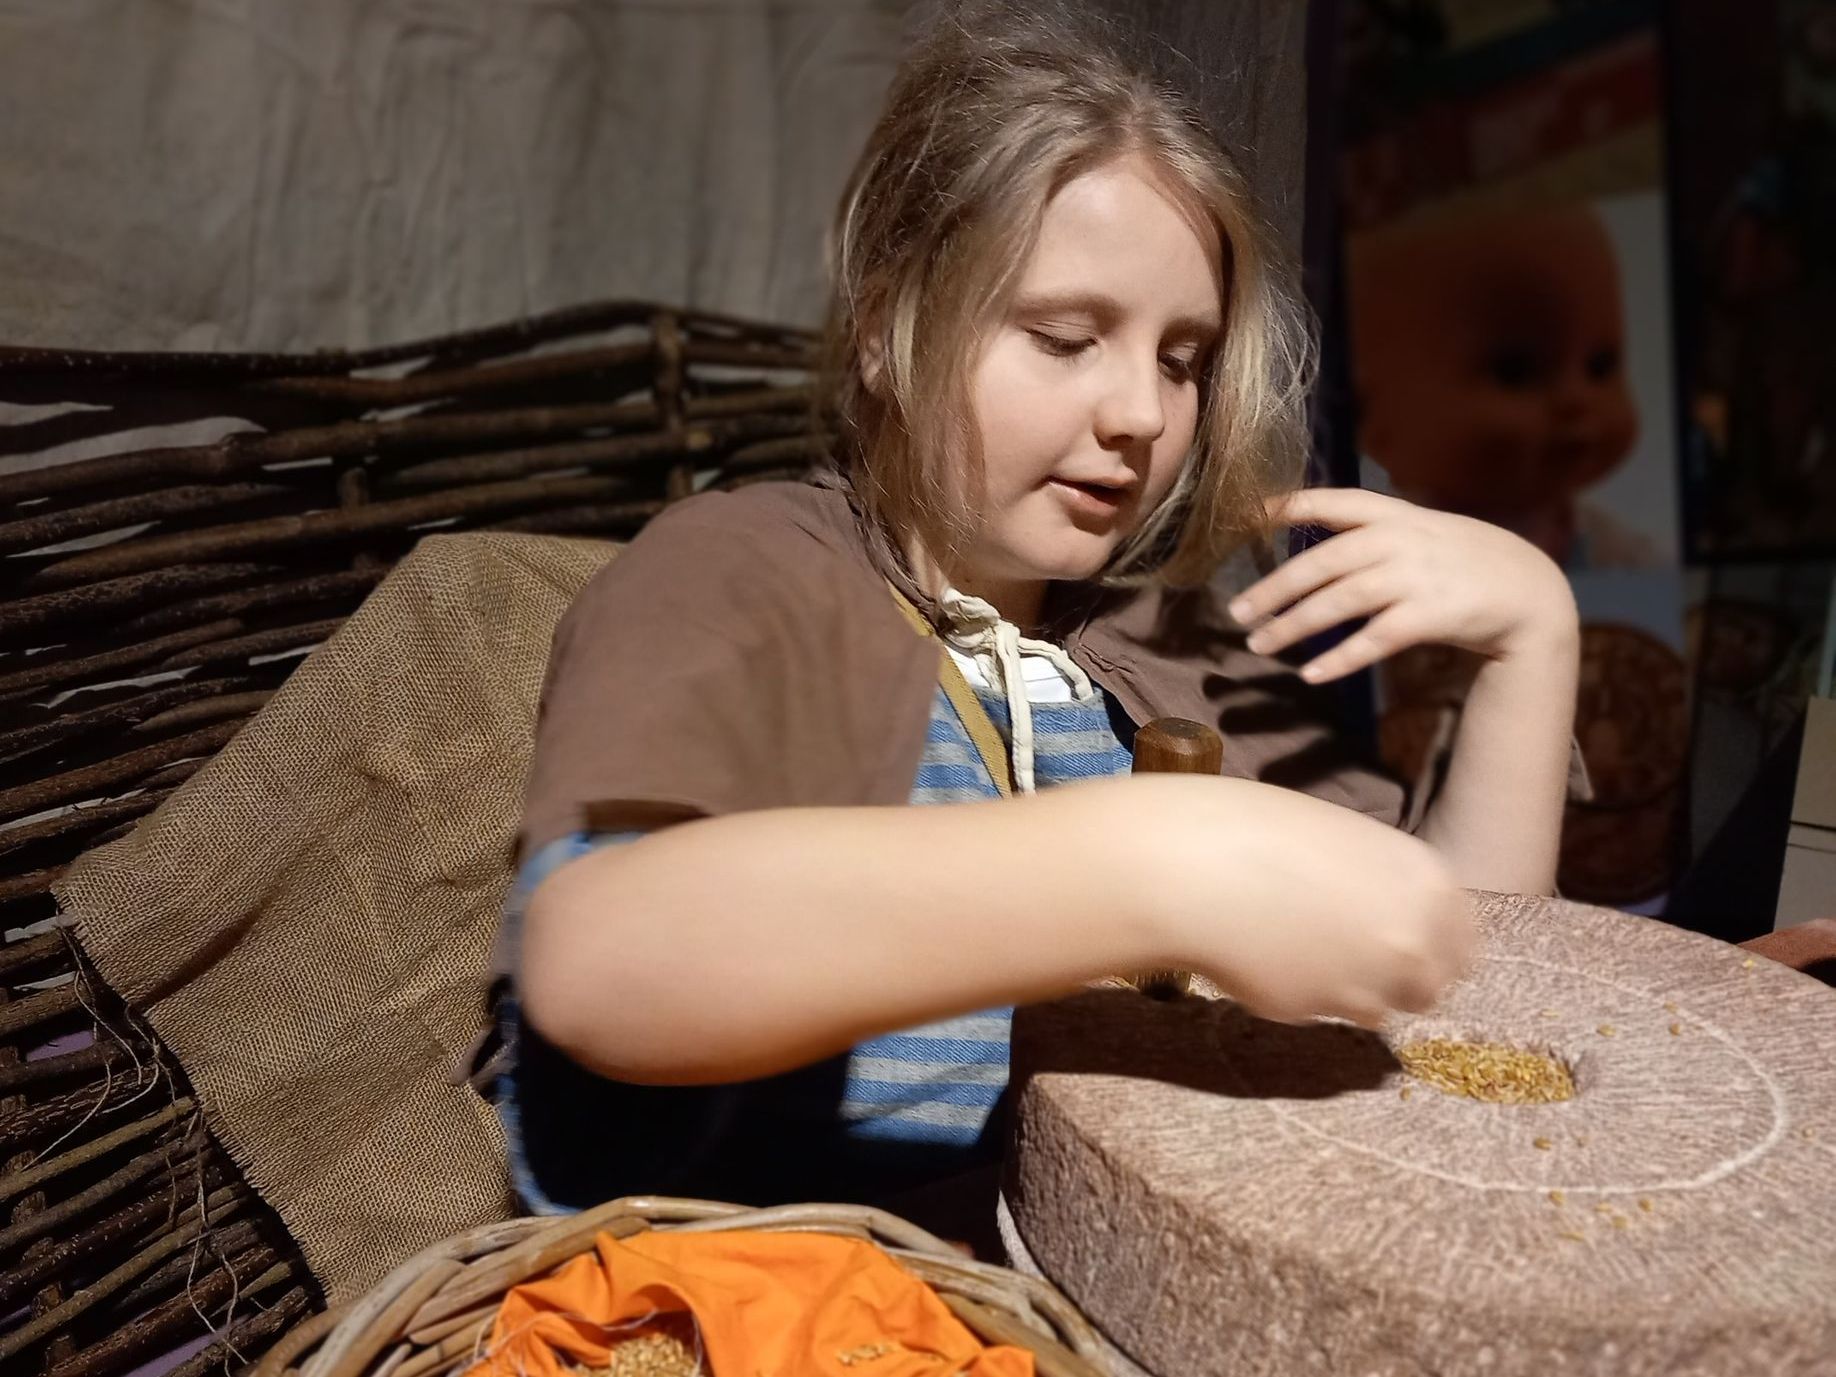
top-left (517, 864), bottom-right (638, 1077)
top-left (517, 859), bottom-right (702, 1086)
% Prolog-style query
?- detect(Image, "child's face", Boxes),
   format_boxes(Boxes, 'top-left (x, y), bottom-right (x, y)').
top-left (1349, 206), bottom-right (1638, 523)
top-left (950, 155), bottom-right (1221, 611)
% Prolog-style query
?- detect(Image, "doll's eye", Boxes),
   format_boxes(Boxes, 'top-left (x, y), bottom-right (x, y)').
top-left (1585, 346), bottom-right (1621, 382)
top-left (1487, 345), bottom-right (1545, 390)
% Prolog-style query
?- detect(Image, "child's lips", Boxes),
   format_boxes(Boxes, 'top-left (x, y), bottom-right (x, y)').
top-left (1047, 478), bottom-right (1135, 525)
top-left (1048, 476), bottom-right (1133, 508)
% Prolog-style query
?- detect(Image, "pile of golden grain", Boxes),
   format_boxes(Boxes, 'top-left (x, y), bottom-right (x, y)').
top-left (578, 1321), bottom-right (702, 1377)
top-left (1395, 1039), bottom-right (1576, 1104)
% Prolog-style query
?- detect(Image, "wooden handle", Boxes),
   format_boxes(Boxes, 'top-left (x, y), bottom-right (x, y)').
top-left (1131, 717), bottom-right (1223, 776)
top-left (1125, 718), bottom-right (1224, 1000)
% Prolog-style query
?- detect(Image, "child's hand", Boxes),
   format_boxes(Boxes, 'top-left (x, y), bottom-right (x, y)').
top-left (1128, 776), bottom-right (1476, 1028)
top-left (1228, 488), bottom-right (1579, 684)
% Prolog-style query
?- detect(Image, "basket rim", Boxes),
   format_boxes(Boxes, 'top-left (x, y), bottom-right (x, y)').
top-left (284, 1196), bottom-right (1110, 1377)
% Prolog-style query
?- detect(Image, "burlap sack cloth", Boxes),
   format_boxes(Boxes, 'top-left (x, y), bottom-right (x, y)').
top-left (53, 532), bottom-right (618, 1301)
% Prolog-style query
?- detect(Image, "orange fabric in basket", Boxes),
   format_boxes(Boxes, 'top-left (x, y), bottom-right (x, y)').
top-left (462, 1228), bottom-right (1035, 1377)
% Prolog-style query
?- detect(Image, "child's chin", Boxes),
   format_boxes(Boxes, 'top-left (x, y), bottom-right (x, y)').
top-left (1020, 544), bottom-right (1116, 583)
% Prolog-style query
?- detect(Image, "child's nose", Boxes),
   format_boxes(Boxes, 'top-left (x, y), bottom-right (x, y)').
top-left (1093, 353), bottom-right (1167, 448)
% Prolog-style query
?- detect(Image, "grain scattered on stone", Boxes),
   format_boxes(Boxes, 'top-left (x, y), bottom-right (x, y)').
top-left (1395, 1039), bottom-right (1575, 1104)
top-left (1558, 1231), bottom-right (1587, 1243)
top-left (1669, 1023), bottom-right (1682, 1036)
top-left (1534, 1137), bottom-right (1554, 1150)
top-left (1638, 1199), bottom-right (1653, 1212)
top-left (1597, 1024), bottom-right (1616, 1037)
top-left (1663, 1001), bottom-right (1679, 1013)
top-left (1742, 958), bottom-right (1756, 968)
top-left (1549, 1190), bottom-right (1566, 1205)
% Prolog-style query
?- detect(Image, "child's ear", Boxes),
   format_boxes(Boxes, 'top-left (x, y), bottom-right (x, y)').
top-left (861, 339), bottom-right (886, 395)
top-left (858, 321), bottom-right (887, 397)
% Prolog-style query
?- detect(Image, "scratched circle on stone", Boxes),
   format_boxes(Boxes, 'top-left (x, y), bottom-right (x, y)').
top-left (1210, 954), bottom-right (1787, 1197)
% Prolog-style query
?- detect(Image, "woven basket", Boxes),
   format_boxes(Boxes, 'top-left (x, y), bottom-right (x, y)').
top-left (257, 1197), bottom-right (1112, 1377)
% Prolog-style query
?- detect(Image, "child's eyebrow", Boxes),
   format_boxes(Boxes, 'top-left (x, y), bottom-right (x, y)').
top-left (1013, 290), bottom-right (1221, 340)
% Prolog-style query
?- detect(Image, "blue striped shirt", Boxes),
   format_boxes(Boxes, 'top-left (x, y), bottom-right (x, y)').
top-left (497, 676), bottom-right (1132, 1210)
top-left (838, 681), bottom-right (1130, 1149)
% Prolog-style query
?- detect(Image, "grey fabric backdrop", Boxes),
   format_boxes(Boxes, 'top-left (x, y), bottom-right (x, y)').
top-left (0, 0), bottom-right (908, 350)
top-left (0, 0), bottom-right (1303, 354)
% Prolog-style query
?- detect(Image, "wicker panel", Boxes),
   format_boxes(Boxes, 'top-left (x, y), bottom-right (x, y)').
top-left (0, 302), bottom-right (822, 1375)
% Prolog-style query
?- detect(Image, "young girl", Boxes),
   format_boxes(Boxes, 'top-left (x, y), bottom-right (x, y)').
top-left (497, 2), bottom-right (1580, 1223)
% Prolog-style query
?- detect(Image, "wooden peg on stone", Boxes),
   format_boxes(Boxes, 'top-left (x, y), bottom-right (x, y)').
top-left (1131, 716), bottom-right (1225, 776)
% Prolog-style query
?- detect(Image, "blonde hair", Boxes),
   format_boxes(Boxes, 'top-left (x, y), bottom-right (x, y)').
top-left (820, 0), bottom-right (1315, 590)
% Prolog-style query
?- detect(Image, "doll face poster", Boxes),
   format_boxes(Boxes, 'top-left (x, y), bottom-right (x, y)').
top-left (1348, 197), bottom-right (1671, 572)
top-left (1339, 8), bottom-right (1689, 909)
top-left (1341, 17), bottom-right (1680, 577)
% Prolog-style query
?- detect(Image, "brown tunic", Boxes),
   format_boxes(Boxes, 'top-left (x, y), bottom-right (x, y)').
top-left (518, 478), bottom-right (1409, 863)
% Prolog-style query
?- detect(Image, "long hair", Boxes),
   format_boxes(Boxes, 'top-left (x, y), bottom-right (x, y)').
top-left (819, 0), bottom-right (1315, 591)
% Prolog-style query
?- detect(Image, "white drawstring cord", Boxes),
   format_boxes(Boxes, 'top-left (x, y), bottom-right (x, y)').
top-left (934, 587), bottom-right (1093, 795)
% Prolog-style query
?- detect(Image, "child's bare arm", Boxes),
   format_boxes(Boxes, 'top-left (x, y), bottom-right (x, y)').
top-left (519, 773), bottom-right (1472, 1085)
top-left (1409, 613), bottom-right (1578, 893)
top-left (1231, 487), bottom-right (1580, 895)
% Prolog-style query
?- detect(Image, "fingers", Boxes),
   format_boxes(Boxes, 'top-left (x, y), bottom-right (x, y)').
top-left (1230, 526), bottom-right (1386, 627)
top-left (1295, 606), bottom-right (1426, 683)
top-left (1324, 998), bottom-right (1392, 1032)
top-left (1242, 995), bottom-right (1382, 1030)
top-left (1266, 485), bottom-right (1408, 533)
top-left (1436, 890), bottom-right (1480, 980)
top-left (1394, 893), bottom-right (1477, 1012)
top-left (1384, 965), bottom-right (1448, 1016)
top-left (1242, 985), bottom-right (1416, 1029)
top-left (1339, 949), bottom-right (1463, 1025)
top-left (1244, 567), bottom-right (1394, 659)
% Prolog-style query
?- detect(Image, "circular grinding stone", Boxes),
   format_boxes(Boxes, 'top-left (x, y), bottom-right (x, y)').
top-left (1006, 894), bottom-right (1836, 1376)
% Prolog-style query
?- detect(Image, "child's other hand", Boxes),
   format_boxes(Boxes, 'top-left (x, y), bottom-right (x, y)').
top-left (1228, 488), bottom-right (1579, 684)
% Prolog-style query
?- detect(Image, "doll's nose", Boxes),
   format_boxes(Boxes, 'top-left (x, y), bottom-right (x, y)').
top-left (1550, 373), bottom-right (1597, 425)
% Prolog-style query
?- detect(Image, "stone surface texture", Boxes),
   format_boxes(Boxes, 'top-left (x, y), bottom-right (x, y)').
top-left (1007, 893), bottom-right (1836, 1376)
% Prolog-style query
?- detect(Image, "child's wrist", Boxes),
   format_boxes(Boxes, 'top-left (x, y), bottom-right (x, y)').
top-left (1495, 575), bottom-right (1580, 665)
top-left (1101, 774), bottom-right (1273, 974)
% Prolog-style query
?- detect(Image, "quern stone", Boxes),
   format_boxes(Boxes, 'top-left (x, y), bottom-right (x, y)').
top-left (1006, 893), bottom-right (1836, 1376)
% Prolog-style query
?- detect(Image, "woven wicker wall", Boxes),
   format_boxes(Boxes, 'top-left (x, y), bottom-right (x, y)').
top-left (0, 302), bottom-right (820, 1376)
